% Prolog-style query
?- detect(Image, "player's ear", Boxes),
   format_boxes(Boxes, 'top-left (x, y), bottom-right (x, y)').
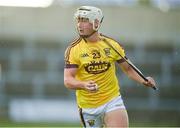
top-left (94, 19), bottom-right (99, 29)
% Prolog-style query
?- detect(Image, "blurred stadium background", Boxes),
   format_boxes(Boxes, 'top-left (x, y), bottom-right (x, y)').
top-left (0, 0), bottom-right (180, 127)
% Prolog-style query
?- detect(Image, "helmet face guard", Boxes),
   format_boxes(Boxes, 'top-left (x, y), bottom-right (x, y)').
top-left (74, 6), bottom-right (104, 31)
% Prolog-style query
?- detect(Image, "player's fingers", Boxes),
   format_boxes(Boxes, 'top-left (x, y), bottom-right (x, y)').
top-left (87, 84), bottom-right (98, 92)
top-left (147, 77), bottom-right (156, 86)
top-left (88, 80), bottom-right (95, 84)
top-left (87, 84), bottom-right (96, 88)
top-left (144, 77), bottom-right (156, 88)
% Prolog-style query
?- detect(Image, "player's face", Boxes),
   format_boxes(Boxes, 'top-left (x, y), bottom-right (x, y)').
top-left (76, 17), bottom-right (94, 36)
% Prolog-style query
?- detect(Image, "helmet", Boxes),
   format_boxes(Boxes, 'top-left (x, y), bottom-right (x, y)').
top-left (74, 6), bottom-right (104, 31)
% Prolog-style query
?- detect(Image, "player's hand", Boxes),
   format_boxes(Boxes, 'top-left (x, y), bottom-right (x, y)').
top-left (83, 80), bottom-right (98, 93)
top-left (142, 76), bottom-right (156, 88)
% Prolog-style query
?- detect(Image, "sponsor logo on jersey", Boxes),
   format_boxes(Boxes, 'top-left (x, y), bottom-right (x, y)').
top-left (84, 60), bottom-right (111, 74)
top-left (81, 53), bottom-right (89, 58)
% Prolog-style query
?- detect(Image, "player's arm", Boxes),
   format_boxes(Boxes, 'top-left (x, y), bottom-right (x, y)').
top-left (119, 61), bottom-right (156, 88)
top-left (64, 68), bottom-right (98, 92)
top-left (64, 68), bottom-right (84, 90)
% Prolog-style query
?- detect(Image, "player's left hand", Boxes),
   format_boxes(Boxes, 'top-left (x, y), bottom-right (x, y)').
top-left (143, 76), bottom-right (156, 88)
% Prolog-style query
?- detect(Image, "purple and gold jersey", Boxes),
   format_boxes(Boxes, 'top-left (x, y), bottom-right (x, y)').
top-left (64, 35), bottom-right (126, 108)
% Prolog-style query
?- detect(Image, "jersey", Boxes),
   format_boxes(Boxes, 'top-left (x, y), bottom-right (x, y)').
top-left (64, 34), bottom-right (126, 108)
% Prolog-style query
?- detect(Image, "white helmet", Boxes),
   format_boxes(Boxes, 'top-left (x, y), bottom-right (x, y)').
top-left (74, 6), bottom-right (104, 31)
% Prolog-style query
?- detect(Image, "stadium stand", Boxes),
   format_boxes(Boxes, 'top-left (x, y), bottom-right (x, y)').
top-left (0, 38), bottom-right (179, 98)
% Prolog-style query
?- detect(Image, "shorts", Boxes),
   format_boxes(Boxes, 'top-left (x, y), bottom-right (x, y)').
top-left (78, 96), bottom-right (126, 128)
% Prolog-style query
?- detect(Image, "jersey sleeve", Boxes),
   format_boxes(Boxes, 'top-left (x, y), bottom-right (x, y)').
top-left (64, 46), bottom-right (79, 68)
top-left (112, 41), bottom-right (126, 63)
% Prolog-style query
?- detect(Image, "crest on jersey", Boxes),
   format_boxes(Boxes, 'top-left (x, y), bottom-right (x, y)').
top-left (103, 48), bottom-right (111, 56)
top-left (87, 119), bottom-right (95, 127)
